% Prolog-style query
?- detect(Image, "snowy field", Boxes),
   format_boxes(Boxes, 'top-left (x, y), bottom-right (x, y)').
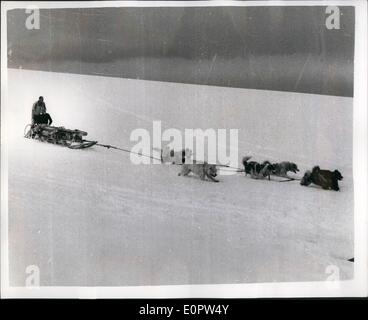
top-left (5, 68), bottom-right (353, 286)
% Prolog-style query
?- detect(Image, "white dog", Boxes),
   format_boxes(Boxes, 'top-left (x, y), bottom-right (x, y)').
top-left (154, 146), bottom-right (193, 164)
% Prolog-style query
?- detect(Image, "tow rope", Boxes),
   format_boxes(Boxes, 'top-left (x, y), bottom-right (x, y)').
top-left (95, 143), bottom-right (299, 182)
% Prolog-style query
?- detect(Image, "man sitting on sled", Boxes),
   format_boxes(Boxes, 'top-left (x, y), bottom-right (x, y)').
top-left (31, 96), bottom-right (53, 125)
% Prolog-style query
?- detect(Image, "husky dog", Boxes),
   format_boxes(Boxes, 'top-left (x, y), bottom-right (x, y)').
top-left (242, 156), bottom-right (257, 176)
top-left (251, 162), bottom-right (274, 180)
top-left (300, 166), bottom-right (343, 191)
top-left (242, 156), bottom-right (256, 175)
top-left (178, 161), bottom-right (219, 182)
top-left (155, 146), bottom-right (193, 164)
top-left (272, 161), bottom-right (299, 177)
top-left (258, 161), bottom-right (276, 180)
top-left (242, 157), bottom-right (274, 180)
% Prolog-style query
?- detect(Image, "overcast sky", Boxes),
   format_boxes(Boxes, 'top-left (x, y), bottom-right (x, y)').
top-left (7, 6), bottom-right (355, 96)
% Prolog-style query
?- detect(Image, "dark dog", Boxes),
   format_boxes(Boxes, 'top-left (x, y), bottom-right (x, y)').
top-left (242, 156), bottom-right (256, 175)
top-left (258, 161), bottom-right (275, 180)
top-left (300, 166), bottom-right (343, 191)
top-left (242, 157), bottom-right (274, 180)
top-left (272, 161), bottom-right (299, 177)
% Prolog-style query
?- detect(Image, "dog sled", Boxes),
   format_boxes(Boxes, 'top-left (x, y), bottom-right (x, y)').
top-left (24, 124), bottom-right (97, 149)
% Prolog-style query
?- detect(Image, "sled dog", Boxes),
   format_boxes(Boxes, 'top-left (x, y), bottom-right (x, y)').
top-left (154, 146), bottom-right (193, 164)
top-left (242, 156), bottom-right (274, 180)
top-left (272, 161), bottom-right (299, 177)
top-left (300, 166), bottom-right (343, 191)
top-left (178, 161), bottom-right (219, 182)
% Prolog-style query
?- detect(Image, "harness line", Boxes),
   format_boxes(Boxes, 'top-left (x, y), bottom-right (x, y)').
top-left (95, 143), bottom-right (298, 182)
top-left (95, 143), bottom-right (163, 162)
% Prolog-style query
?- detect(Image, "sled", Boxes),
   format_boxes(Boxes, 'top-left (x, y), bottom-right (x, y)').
top-left (24, 124), bottom-right (97, 149)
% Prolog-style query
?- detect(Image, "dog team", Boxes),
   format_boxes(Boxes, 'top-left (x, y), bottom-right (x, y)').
top-left (158, 146), bottom-right (343, 191)
top-left (242, 156), bottom-right (343, 191)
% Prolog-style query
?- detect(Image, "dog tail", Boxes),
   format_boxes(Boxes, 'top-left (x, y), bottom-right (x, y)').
top-left (242, 156), bottom-right (252, 166)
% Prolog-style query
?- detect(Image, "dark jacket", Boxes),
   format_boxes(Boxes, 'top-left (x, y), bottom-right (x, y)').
top-left (32, 101), bottom-right (46, 118)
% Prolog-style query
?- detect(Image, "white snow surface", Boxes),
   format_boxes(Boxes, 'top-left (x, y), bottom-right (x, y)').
top-left (5, 69), bottom-right (353, 286)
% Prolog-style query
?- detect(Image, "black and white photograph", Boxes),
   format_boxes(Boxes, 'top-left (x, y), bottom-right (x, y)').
top-left (1, 0), bottom-right (367, 298)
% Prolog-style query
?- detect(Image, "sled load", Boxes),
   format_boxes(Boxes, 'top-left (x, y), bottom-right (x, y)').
top-left (24, 124), bottom-right (98, 149)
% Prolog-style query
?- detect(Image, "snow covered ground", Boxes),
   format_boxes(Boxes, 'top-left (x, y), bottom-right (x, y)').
top-left (5, 68), bottom-right (353, 286)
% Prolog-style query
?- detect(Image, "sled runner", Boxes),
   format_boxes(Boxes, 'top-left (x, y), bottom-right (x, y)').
top-left (24, 124), bottom-right (97, 149)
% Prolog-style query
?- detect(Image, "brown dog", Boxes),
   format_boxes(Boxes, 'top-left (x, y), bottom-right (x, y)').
top-left (272, 161), bottom-right (299, 177)
top-left (300, 166), bottom-right (343, 191)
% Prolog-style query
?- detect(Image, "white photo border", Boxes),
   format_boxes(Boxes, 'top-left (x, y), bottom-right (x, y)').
top-left (1, 0), bottom-right (367, 298)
